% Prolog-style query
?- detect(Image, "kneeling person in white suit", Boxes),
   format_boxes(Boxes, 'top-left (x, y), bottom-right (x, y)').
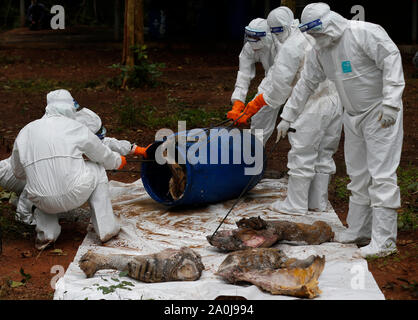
top-left (11, 89), bottom-right (127, 249)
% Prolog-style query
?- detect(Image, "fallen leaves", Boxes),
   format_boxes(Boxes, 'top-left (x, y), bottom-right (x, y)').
top-left (397, 239), bottom-right (414, 246)
top-left (47, 249), bottom-right (67, 256)
top-left (20, 250), bottom-right (32, 258)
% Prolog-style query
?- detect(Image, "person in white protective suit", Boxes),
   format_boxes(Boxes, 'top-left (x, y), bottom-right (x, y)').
top-left (10, 89), bottom-right (127, 250)
top-left (276, 3), bottom-right (404, 258)
top-left (235, 6), bottom-right (343, 214)
top-left (0, 106), bottom-right (150, 228)
top-left (227, 18), bottom-right (280, 144)
top-left (0, 157), bottom-right (34, 225)
top-left (74, 107), bottom-right (149, 157)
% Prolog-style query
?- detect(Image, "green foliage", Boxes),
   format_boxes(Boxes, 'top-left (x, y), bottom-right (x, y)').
top-left (0, 202), bottom-right (34, 240)
top-left (332, 175), bottom-right (351, 201)
top-left (113, 96), bottom-right (142, 129)
top-left (0, 54), bottom-right (22, 65)
top-left (108, 45), bottom-right (165, 89)
top-left (7, 268), bottom-right (32, 288)
top-left (96, 280), bottom-right (134, 295)
top-left (398, 279), bottom-right (418, 298)
top-left (2, 78), bottom-right (77, 92)
top-left (397, 165), bottom-right (418, 231)
top-left (330, 166), bottom-right (417, 232)
top-left (19, 268), bottom-right (32, 283)
top-left (83, 275), bottom-right (134, 296)
top-left (245, 91), bottom-right (257, 104)
top-left (114, 96), bottom-right (225, 130)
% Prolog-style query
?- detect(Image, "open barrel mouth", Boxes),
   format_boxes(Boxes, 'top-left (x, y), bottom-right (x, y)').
top-left (141, 141), bottom-right (189, 205)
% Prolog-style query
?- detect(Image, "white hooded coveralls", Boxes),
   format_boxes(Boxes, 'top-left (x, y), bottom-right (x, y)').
top-left (262, 7), bottom-right (342, 213)
top-left (0, 157), bottom-right (34, 225)
top-left (282, 3), bottom-right (404, 256)
top-left (232, 18), bottom-right (280, 145)
top-left (11, 91), bottom-right (122, 246)
top-left (281, 8), bottom-right (404, 210)
top-left (74, 107), bottom-right (133, 156)
top-left (0, 106), bottom-right (132, 227)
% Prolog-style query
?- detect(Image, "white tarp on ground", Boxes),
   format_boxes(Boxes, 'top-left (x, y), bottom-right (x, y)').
top-left (54, 178), bottom-right (385, 300)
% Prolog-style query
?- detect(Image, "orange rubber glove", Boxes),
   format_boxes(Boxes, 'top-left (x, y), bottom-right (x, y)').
top-left (227, 100), bottom-right (245, 120)
top-left (118, 156), bottom-right (127, 170)
top-left (131, 143), bottom-right (152, 158)
top-left (236, 94), bottom-right (267, 125)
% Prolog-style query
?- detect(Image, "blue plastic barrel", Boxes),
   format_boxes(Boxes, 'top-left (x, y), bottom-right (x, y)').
top-left (141, 127), bottom-right (266, 207)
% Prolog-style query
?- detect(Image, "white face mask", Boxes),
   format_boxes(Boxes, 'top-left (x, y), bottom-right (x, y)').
top-left (310, 33), bottom-right (334, 49)
top-left (273, 29), bottom-right (289, 44)
top-left (249, 40), bottom-right (264, 51)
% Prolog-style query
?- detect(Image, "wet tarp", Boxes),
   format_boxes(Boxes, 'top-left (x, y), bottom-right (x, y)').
top-left (54, 178), bottom-right (384, 300)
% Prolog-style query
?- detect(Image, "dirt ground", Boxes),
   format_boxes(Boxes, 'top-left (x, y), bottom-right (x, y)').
top-left (0, 27), bottom-right (416, 300)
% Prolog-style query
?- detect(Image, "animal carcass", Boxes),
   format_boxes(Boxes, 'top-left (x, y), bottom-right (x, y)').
top-left (79, 247), bottom-right (204, 282)
top-left (207, 216), bottom-right (334, 251)
top-left (216, 248), bottom-right (325, 298)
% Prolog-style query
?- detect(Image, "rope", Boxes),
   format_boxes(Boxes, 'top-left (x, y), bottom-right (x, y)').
top-left (209, 126), bottom-right (296, 242)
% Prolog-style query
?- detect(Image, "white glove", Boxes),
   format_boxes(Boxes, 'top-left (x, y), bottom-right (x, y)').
top-left (378, 105), bottom-right (398, 128)
top-left (275, 120), bottom-right (290, 143)
top-left (129, 143), bottom-right (138, 155)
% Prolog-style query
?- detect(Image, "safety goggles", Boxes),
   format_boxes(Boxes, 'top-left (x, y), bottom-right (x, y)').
top-left (73, 99), bottom-right (80, 110)
top-left (270, 26), bottom-right (284, 34)
top-left (299, 19), bottom-right (323, 33)
top-left (244, 27), bottom-right (266, 42)
top-left (96, 125), bottom-right (107, 140)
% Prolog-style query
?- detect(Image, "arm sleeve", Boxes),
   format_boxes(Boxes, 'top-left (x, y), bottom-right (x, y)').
top-left (80, 130), bottom-right (122, 170)
top-left (103, 137), bottom-right (132, 156)
top-left (10, 141), bottom-right (26, 180)
top-left (354, 23), bottom-right (405, 110)
top-left (231, 44), bottom-right (256, 103)
top-left (281, 49), bottom-right (327, 122)
top-left (262, 42), bottom-right (305, 109)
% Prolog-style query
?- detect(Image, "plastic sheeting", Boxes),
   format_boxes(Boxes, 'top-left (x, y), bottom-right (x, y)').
top-left (54, 178), bottom-right (384, 300)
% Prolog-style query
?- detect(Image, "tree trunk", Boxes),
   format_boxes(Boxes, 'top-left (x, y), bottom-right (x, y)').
top-left (412, 0), bottom-right (417, 44)
top-left (121, 0), bottom-right (144, 87)
top-left (121, 0), bottom-right (144, 88)
top-left (20, 0), bottom-right (25, 27)
top-left (280, 0), bottom-right (296, 13)
top-left (134, 0), bottom-right (144, 45)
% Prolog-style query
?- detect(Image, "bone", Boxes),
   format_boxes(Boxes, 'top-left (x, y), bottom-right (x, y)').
top-left (216, 248), bottom-right (326, 298)
top-left (79, 247), bottom-right (205, 282)
top-left (208, 216), bottom-right (334, 251)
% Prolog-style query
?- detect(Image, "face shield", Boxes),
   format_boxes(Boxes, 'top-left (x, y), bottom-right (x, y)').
top-left (267, 6), bottom-right (295, 45)
top-left (299, 18), bottom-right (323, 33)
top-left (95, 125), bottom-right (107, 140)
top-left (73, 99), bottom-right (81, 111)
top-left (270, 25), bottom-right (289, 44)
top-left (299, 18), bottom-right (334, 49)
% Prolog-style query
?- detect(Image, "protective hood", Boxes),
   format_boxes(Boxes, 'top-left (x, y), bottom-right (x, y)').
top-left (74, 108), bottom-right (102, 133)
top-left (44, 89), bottom-right (77, 119)
top-left (301, 2), bottom-right (348, 43)
top-left (267, 6), bottom-right (299, 44)
top-left (245, 18), bottom-right (270, 50)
